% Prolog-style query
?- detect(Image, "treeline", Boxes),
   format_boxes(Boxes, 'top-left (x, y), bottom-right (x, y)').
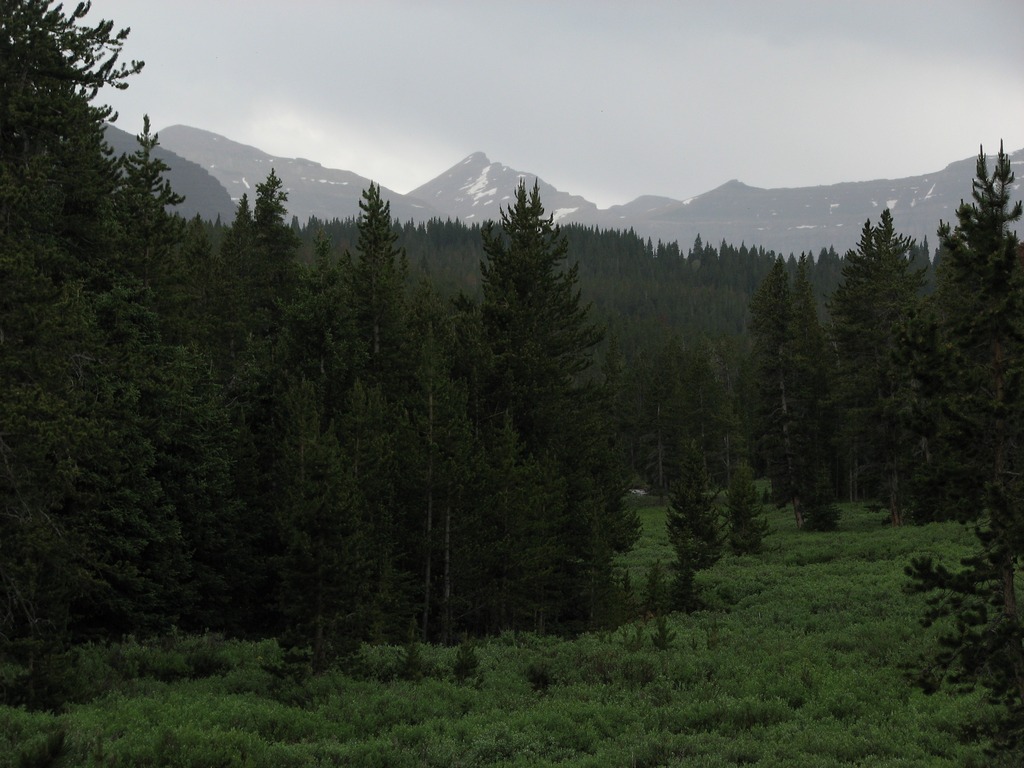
top-left (279, 216), bottom-right (862, 344)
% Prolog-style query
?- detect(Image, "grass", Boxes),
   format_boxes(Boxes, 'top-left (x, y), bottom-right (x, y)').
top-left (2, 500), bottom-right (1007, 767)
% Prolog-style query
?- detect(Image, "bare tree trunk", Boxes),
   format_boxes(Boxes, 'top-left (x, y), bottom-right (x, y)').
top-left (778, 364), bottom-right (803, 528)
top-left (443, 503), bottom-right (451, 645)
top-left (422, 389), bottom-right (434, 642)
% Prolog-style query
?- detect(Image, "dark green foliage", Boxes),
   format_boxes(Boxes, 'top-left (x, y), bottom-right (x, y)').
top-left (452, 636), bottom-right (480, 684)
top-left (829, 209), bottom-right (925, 521)
top-left (525, 658), bottom-right (554, 693)
top-left (726, 463), bottom-right (769, 554)
top-left (750, 256), bottom-right (836, 528)
top-left (276, 378), bottom-right (366, 672)
top-left (801, 468), bottom-right (842, 532)
top-left (399, 624), bottom-right (425, 682)
top-left (666, 442), bottom-right (722, 611)
top-left (352, 182), bottom-right (410, 389)
top-left (651, 615), bottom-right (676, 650)
top-left (642, 561), bottom-right (671, 616)
top-left (906, 144), bottom-right (1024, 758)
top-left (473, 180), bottom-right (637, 632)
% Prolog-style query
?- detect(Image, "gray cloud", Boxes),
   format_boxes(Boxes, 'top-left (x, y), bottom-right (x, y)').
top-left (94, 0), bottom-right (1024, 208)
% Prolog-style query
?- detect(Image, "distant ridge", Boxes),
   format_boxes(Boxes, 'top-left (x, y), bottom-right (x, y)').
top-left (103, 123), bottom-right (236, 222)
top-left (149, 124), bottom-right (1022, 256)
top-left (156, 125), bottom-right (444, 225)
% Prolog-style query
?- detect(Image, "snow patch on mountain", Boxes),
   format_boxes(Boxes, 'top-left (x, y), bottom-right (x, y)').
top-left (464, 165), bottom-right (492, 198)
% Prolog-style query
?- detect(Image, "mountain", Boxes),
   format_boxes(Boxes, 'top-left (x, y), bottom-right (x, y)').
top-left (148, 124), bottom-right (1021, 257)
top-left (103, 123), bottom-right (236, 222)
top-left (583, 157), bottom-right (1021, 256)
top-left (408, 151), bottom-right (599, 224)
top-left (156, 125), bottom-right (442, 224)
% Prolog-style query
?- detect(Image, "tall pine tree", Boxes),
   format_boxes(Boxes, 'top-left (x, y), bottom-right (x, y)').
top-left (829, 209), bottom-right (925, 523)
top-left (907, 144), bottom-right (1024, 755)
top-left (477, 180), bottom-right (636, 631)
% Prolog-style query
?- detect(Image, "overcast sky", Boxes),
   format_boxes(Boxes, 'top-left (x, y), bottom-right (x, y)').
top-left (91, 0), bottom-right (1024, 209)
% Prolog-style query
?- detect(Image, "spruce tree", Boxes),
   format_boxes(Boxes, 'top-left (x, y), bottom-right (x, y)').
top-left (829, 209), bottom-right (925, 522)
top-left (666, 441), bottom-right (722, 611)
top-left (352, 182), bottom-right (409, 390)
top-left (749, 258), bottom-right (804, 526)
top-left (750, 256), bottom-right (836, 529)
top-left (477, 180), bottom-right (636, 630)
top-left (906, 144), bottom-right (1024, 755)
top-left (277, 378), bottom-right (365, 672)
top-left (726, 463), bottom-right (768, 555)
top-left (0, 0), bottom-right (151, 704)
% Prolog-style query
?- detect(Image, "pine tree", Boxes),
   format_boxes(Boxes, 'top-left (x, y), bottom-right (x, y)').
top-left (749, 258), bottom-right (804, 526)
top-left (477, 180), bottom-right (636, 630)
top-left (352, 182), bottom-right (409, 390)
top-left (906, 144), bottom-right (1024, 755)
top-left (250, 169), bottom-right (301, 337)
top-left (750, 256), bottom-right (835, 529)
top-left (277, 378), bottom-right (366, 672)
top-left (112, 115), bottom-right (186, 290)
top-left (403, 285), bottom-right (474, 643)
top-left (726, 463), bottom-right (768, 555)
top-left (790, 255), bottom-right (839, 530)
top-left (0, 0), bottom-right (149, 705)
top-left (829, 209), bottom-right (925, 523)
top-left (666, 442), bottom-right (722, 611)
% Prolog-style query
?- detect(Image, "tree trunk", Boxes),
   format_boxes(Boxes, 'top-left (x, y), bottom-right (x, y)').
top-left (1001, 551), bottom-right (1024, 707)
top-left (422, 389), bottom-right (434, 642)
top-left (443, 503), bottom-right (451, 645)
top-left (777, 361), bottom-right (803, 528)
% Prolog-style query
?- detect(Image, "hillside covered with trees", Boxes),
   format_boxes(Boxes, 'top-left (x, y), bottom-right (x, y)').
top-left (2, 2), bottom-right (1022, 764)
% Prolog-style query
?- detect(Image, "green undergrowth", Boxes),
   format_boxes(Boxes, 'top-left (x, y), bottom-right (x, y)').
top-left (2, 502), bottom-right (1004, 767)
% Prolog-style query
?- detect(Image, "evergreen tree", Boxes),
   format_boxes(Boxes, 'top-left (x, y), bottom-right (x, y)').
top-left (666, 442), bottom-right (722, 611)
top-left (726, 463), bottom-right (768, 555)
top-left (907, 144), bottom-right (1024, 754)
top-left (0, 0), bottom-right (153, 705)
top-left (749, 259), bottom-right (804, 526)
top-left (829, 209), bottom-right (925, 523)
top-left (790, 255), bottom-right (839, 530)
top-left (403, 285), bottom-right (475, 643)
top-left (250, 169), bottom-right (301, 337)
top-left (213, 194), bottom-right (256, 372)
top-left (276, 378), bottom-right (366, 672)
top-left (749, 256), bottom-right (835, 529)
top-left (111, 115), bottom-right (186, 291)
top-left (477, 180), bottom-right (636, 630)
top-left (352, 182), bottom-right (409, 390)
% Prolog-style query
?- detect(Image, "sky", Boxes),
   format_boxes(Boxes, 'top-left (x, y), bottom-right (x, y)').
top-left (90, 0), bottom-right (1024, 209)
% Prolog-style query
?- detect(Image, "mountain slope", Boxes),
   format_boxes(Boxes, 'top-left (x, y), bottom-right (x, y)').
top-left (156, 125), bottom-right (443, 224)
top-left (151, 123), bottom-right (1021, 257)
top-left (103, 123), bottom-right (236, 222)
top-left (409, 152), bottom-right (599, 224)
top-left (411, 149), bottom-right (1022, 256)
top-left (587, 155), bottom-right (1015, 256)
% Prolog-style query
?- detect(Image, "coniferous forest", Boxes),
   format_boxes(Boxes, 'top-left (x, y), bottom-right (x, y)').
top-left (2, 3), bottom-right (1023, 765)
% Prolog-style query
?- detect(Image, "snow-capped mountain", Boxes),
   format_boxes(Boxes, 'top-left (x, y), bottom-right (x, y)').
top-left (409, 151), bottom-right (598, 225)
top-left (583, 157), bottom-right (1018, 256)
top-left (142, 124), bottom-right (1021, 257)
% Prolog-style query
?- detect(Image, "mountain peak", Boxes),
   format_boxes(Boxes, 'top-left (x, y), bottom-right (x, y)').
top-left (460, 151), bottom-right (491, 166)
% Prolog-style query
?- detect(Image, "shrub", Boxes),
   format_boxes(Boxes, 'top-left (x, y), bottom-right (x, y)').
top-left (452, 636), bottom-right (480, 685)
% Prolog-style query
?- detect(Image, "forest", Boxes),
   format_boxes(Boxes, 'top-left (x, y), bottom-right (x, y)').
top-left (1, 2), bottom-right (1022, 765)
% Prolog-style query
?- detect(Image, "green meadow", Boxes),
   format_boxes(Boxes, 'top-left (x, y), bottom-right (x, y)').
top-left (4, 502), bottom-right (1002, 767)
